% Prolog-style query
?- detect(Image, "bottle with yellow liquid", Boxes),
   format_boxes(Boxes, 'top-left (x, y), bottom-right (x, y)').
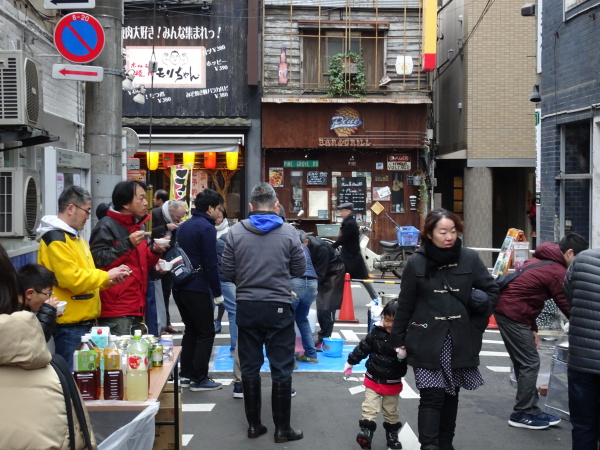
top-left (104, 335), bottom-right (123, 400)
top-left (126, 330), bottom-right (148, 401)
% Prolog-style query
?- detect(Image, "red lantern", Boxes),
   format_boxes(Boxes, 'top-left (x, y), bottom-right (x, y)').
top-left (163, 153), bottom-right (175, 167)
top-left (204, 152), bottom-right (217, 169)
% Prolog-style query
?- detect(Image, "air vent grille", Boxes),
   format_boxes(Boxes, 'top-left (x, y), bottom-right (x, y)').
top-left (25, 59), bottom-right (40, 124)
top-left (0, 57), bottom-right (18, 120)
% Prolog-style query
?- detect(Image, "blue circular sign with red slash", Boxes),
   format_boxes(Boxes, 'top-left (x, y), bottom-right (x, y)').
top-left (54, 12), bottom-right (105, 64)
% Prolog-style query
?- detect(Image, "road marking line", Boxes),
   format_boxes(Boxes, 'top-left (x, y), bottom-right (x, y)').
top-left (485, 329), bottom-right (501, 334)
top-left (331, 331), bottom-right (342, 339)
top-left (341, 329), bottom-right (360, 342)
top-left (482, 339), bottom-right (505, 345)
top-left (399, 422), bottom-right (420, 450)
top-left (401, 382), bottom-right (420, 399)
top-left (349, 385), bottom-right (366, 395)
top-left (183, 434), bottom-right (193, 446)
top-left (480, 350), bottom-right (510, 357)
top-left (183, 404), bottom-right (215, 412)
top-left (213, 378), bottom-right (233, 385)
top-left (487, 366), bottom-right (511, 372)
top-left (213, 334), bottom-right (231, 339)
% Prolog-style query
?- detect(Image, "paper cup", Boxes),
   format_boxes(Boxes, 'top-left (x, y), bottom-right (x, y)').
top-left (56, 301), bottom-right (67, 315)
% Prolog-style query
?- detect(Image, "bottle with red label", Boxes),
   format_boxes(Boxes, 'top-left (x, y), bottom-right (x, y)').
top-left (278, 46), bottom-right (289, 85)
top-left (126, 330), bottom-right (148, 401)
top-left (73, 336), bottom-right (99, 400)
top-left (104, 335), bottom-right (124, 400)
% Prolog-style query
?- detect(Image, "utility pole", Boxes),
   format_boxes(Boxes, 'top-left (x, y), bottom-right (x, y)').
top-left (84, 0), bottom-right (123, 224)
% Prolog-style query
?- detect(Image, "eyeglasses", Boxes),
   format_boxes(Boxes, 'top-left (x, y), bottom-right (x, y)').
top-left (35, 289), bottom-right (54, 298)
top-left (74, 204), bottom-right (92, 216)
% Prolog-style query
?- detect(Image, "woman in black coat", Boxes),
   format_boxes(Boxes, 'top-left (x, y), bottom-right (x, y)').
top-left (391, 208), bottom-right (499, 450)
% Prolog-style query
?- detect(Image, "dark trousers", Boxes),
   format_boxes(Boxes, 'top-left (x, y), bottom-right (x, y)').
top-left (418, 387), bottom-right (460, 448)
top-left (236, 300), bottom-right (295, 383)
top-left (317, 309), bottom-right (336, 341)
top-left (172, 289), bottom-right (215, 382)
top-left (568, 367), bottom-right (600, 450)
top-left (495, 313), bottom-right (542, 415)
top-left (161, 273), bottom-right (173, 325)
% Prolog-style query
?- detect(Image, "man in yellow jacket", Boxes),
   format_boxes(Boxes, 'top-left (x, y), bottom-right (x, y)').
top-left (36, 185), bottom-right (130, 369)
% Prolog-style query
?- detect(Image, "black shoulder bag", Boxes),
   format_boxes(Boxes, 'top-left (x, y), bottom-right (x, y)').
top-left (50, 354), bottom-right (95, 450)
top-left (496, 260), bottom-right (556, 291)
top-left (164, 241), bottom-right (203, 285)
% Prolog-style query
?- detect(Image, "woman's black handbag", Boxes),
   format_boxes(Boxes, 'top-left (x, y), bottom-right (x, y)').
top-left (164, 242), bottom-right (201, 285)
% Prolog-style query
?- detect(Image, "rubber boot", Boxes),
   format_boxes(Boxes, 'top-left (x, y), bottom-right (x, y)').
top-left (418, 388), bottom-right (444, 450)
top-left (272, 381), bottom-right (303, 443)
top-left (356, 420), bottom-right (376, 450)
top-left (242, 378), bottom-right (267, 438)
top-left (438, 391), bottom-right (459, 450)
top-left (383, 422), bottom-right (403, 449)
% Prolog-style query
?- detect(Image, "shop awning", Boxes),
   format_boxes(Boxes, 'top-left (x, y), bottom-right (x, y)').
top-left (261, 96), bottom-right (431, 104)
top-left (138, 134), bottom-right (244, 153)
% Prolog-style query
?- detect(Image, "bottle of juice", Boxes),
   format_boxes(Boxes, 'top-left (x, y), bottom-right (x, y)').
top-left (85, 333), bottom-right (103, 396)
top-left (73, 336), bottom-right (99, 400)
top-left (126, 330), bottom-right (149, 401)
top-left (104, 335), bottom-right (124, 400)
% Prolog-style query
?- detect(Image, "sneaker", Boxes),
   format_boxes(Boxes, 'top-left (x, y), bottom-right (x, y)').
top-left (291, 388), bottom-right (297, 398)
top-left (296, 354), bottom-right (319, 364)
top-left (535, 412), bottom-right (561, 426)
top-left (508, 412), bottom-right (550, 430)
top-left (189, 377), bottom-right (222, 391)
top-left (314, 341), bottom-right (323, 352)
top-left (232, 382), bottom-right (244, 399)
top-left (179, 377), bottom-right (191, 388)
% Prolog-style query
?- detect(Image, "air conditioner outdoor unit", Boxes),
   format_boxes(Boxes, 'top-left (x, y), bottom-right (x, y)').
top-left (0, 50), bottom-right (44, 129)
top-left (0, 168), bottom-right (42, 237)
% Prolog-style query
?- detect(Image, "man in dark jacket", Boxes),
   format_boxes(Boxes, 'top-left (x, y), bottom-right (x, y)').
top-left (152, 199), bottom-right (187, 334)
top-left (494, 233), bottom-right (588, 430)
top-left (222, 182), bottom-right (306, 443)
top-left (173, 189), bottom-right (224, 392)
top-left (306, 234), bottom-right (345, 348)
top-left (563, 248), bottom-right (600, 449)
top-left (332, 203), bottom-right (379, 304)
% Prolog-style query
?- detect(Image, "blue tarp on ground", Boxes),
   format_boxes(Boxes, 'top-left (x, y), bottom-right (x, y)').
top-left (211, 346), bottom-right (367, 373)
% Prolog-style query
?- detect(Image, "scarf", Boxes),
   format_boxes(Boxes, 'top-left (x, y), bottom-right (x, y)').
top-left (215, 219), bottom-right (229, 239)
top-left (162, 201), bottom-right (174, 237)
top-left (422, 238), bottom-right (462, 277)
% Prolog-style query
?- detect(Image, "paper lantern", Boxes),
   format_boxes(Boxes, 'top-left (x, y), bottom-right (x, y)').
top-left (183, 152), bottom-right (195, 165)
top-left (147, 152), bottom-right (159, 170)
top-left (204, 152), bottom-right (216, 169)
top-left (163, 153), bottom-right (175, 167)
top-left (226, 152), bottom-right (239, 170)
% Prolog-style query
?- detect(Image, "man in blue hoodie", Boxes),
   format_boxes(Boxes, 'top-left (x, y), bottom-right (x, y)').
top-left (222, 182), bottom-right (306, 443)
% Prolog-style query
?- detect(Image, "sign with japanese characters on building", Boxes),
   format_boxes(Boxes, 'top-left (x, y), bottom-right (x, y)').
top-left (126, 46), bottom-right (206, 88)
top-left (387, 154), bottom-right (411, 171)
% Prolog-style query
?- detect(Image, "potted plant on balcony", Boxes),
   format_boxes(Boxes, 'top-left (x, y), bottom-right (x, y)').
top-left (326, 51), bottom-right (366, 98)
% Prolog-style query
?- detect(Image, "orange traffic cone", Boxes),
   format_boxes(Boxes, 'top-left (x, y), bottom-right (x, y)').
top-left (337, 273), bottom-right (359, 323)
top-left (488, 314), bottom-right (498, 329)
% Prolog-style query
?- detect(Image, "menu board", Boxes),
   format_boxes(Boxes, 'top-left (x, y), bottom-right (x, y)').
top-left (337, 177), bottom-right (367, 215)
top-left (307, 171), bottom-right (328, 186)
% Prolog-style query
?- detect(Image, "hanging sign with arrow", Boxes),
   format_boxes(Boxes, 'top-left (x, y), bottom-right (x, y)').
top-left (44, 0), bottom-right (95, 9)
top-left (52, 64), bottom-right (104, 82)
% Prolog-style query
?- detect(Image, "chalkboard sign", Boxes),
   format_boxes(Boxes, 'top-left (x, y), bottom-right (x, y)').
top-left (337, 177), bottom-right (367, 215)
top-left (307, 171), bottom-right (328, 186)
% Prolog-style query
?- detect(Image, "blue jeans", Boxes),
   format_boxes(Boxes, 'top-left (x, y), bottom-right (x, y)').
top-left (291, 277), bottom-right (318, 358)
top-left (568, 367), bottom-right (600, 450)
top-left (221, 281), bottom-right (237, 354)
top-left (54, 324), bottom-right (94, 370)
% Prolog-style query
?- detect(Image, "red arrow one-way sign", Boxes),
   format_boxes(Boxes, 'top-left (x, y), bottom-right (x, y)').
top-left (52, 63), bottom-right (104, 82)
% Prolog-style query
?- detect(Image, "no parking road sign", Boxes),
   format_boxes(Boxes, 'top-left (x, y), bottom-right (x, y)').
top-left (54, 12), bottom-right (105, 64)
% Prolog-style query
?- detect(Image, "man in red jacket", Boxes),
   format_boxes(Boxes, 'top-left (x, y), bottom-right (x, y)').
top-left (494, 233), bottom-right (588, 430)
top-left (90, 180), bottom-right (166, 335)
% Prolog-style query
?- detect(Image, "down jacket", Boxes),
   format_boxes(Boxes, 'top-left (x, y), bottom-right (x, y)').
top-left (494, 242), bottom-right (569, 332)
top-left (391, 246), bottom-right (499, 370)
top-left (90, 208), bottom-right (159, 318)
top-left (564, 249), bottom-right (600, 375)
top-left (347, 325), bottom-right (408, 385)
top-left (0, 312), bottom-right (96, 449)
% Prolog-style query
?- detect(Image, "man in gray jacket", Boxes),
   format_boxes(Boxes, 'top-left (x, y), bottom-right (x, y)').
top-left (222, 182), bottom-right (306, 443)
top-left (563, 248), bottom-right (600, 449)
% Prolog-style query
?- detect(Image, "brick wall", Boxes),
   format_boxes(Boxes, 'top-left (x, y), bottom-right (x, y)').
top-left (539, 0), bottom-right (600, 243)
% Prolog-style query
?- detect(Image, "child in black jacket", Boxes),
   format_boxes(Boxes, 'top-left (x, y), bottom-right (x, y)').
top-left (18, 264), bottom-right (59, 342)
top-left (345, 300), bottom-right (407, 450)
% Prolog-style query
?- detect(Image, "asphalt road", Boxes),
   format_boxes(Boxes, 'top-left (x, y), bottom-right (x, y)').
top-left (168, 282), bottom-right (572, 450)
